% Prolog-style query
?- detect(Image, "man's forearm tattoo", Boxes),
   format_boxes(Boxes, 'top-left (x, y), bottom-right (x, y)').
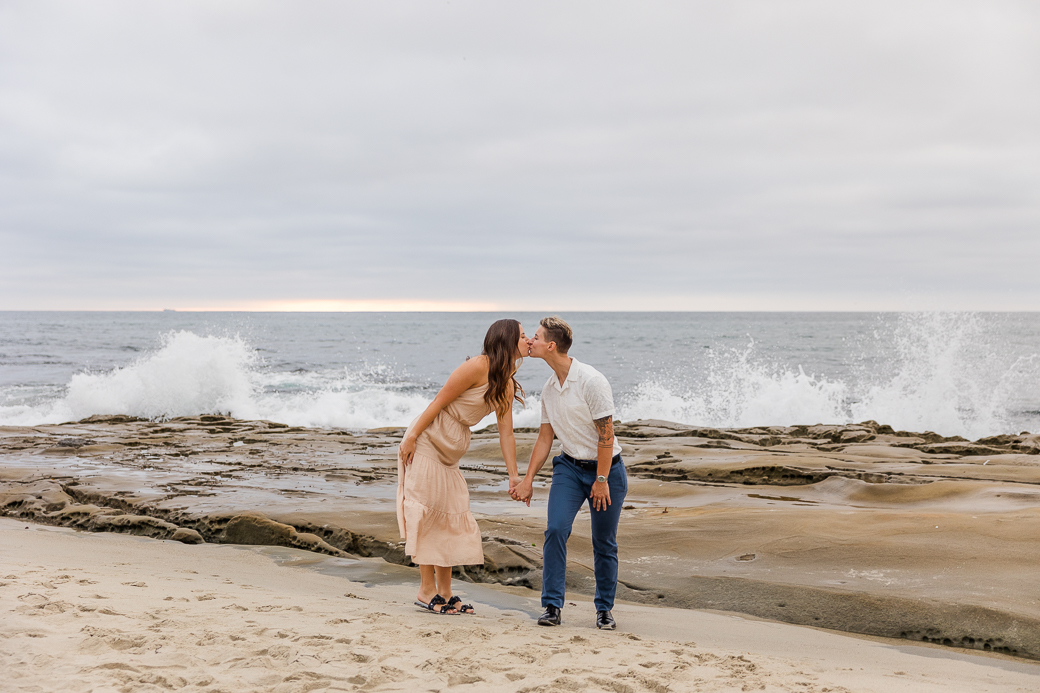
top-left (594, 416), bottom-right (614, 448)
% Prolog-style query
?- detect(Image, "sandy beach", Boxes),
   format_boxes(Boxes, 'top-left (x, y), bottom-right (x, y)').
top-left (4, 518), bottom-right (1038, 692)
top-left (3, 415), bottom-right (1040, 690)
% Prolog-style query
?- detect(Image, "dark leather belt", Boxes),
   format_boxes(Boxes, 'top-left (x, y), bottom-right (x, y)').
top-left (560, 452), bottom-right (621, 469)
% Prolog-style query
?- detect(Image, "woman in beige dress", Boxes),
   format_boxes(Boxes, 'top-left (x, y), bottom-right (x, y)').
top-left (397, 319), bottom-right (528, 615)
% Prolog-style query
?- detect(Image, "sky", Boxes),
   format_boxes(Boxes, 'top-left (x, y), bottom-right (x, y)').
top-left (1, 1), bottom-right (1038, 312)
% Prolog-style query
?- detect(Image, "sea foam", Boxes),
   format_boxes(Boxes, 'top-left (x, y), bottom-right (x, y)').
top-left (1, 314), bottom-right (1035, 438)
top-left (0, 328), bottom-right (545, 431)
top-left (0, 331), bottom-right (432, 430)
top-left (618, 313), bottom-right (1038, 439)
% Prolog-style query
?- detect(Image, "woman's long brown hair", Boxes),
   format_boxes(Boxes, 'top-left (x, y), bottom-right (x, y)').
top-left (483, 319), bottom-right (525, 417)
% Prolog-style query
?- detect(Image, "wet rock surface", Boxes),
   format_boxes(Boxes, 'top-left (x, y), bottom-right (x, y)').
top-left (2, 415), bottom-right (1040, 659)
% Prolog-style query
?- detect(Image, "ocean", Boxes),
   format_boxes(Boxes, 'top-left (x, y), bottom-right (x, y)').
top-left (1, 311), bottom-right (1038, 439)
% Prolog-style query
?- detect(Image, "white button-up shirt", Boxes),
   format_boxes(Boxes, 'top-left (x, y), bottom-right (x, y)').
top-left (540, 358), bottom-right (623, 461)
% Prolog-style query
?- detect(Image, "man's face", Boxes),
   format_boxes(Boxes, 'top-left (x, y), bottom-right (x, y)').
top-left (528, 326), bottom-right (553, 359)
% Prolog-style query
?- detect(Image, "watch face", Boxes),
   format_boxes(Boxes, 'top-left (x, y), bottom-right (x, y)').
top-left (597, 475), bottom-right (607, 483)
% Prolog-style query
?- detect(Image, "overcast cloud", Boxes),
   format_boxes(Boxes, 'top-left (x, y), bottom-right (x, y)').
top-left (1, 1), bottom-right (1038, 310)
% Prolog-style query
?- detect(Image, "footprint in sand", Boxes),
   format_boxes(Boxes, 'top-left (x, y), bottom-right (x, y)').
top-left (442, 626), bottom-right (492, 643)
top-left (79, 626), bottom-right (149, 652)
top-left (448, 673), bottom-right (484, 686)
top-left (255, 604), bottom-right (302, 612)
top-left (16, 593), bottom-right (73, 614)
top-left (18, 593), bottom-right (49, 606)
top-left (343, 665), bottom-right (410, 688)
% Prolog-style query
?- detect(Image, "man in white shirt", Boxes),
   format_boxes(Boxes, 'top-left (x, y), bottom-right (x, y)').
top-left (511, 316), bottom-right (628, 630)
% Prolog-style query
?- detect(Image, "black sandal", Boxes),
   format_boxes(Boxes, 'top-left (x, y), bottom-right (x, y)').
top-left (415, 594), bottom-right (456, 614)
top-left (446, 596), bottom-right (475, 614)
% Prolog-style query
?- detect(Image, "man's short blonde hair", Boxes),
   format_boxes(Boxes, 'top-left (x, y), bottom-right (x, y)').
top-left (539, 316), bottom-right (573, 354)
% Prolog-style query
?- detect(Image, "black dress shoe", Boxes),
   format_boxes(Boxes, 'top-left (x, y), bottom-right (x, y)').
top-left (538, 605), bottom-right (562, 626)
top-left (596, 610), bottom-right (616, 630)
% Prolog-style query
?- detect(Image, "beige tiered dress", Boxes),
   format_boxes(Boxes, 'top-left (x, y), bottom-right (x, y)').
top-left (396, 383), bottom-right (491, 567)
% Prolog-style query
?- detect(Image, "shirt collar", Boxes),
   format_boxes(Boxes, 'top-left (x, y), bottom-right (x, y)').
top-left (555, 358), bottom-right (580, 392)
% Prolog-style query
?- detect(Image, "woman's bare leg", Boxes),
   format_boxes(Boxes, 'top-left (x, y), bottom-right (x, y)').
top-left (436, 566), bottom-right (475, 614)
top-left (417, 565), bottom-right (437, 602)
top-left (434, 565), bottom-right (454, 601)
top-left (418, 565), bottom-right (454, 613)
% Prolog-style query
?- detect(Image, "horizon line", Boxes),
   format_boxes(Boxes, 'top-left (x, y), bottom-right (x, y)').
top-left (3, 308), bottom-right (1039, 314)
top-left (3, 298), bottom-right (1038, 313)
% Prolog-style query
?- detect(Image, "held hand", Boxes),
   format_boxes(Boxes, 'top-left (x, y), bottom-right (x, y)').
top-left (590, 480), bottom-right (611, 511)
top-left (398, 435), bottom-right (416, 465)
top-left (511, 479), bottom-right (534, 506)
top-left (508, 475), bottom-right (522, 494)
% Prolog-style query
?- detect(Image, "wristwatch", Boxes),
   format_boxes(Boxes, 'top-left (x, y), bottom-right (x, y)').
top-left (596, 475), bottom-right (607, 484)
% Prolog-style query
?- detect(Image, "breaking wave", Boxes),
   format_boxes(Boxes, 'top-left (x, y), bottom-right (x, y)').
top-left (1, 313), bottom-right (1036, 438)
top-left (0, 330), bottom-right (543, 431)
top-left (618, 313), bottom-right (1040, 439)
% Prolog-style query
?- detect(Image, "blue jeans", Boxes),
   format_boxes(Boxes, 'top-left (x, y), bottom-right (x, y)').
top-left (541, 455), bottom-right (628, 612)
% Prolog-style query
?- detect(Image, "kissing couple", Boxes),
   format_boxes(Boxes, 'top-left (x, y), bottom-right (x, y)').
top-left (396, 316), bottom-right (627, 629)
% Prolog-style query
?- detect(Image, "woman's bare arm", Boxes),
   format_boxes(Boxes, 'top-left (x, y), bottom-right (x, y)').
top-left (398, 357), bottom-right (485, 464)
top-left (510, 423), bottom-right (555, 506)
top-left (496, 382), bottom-right (520, 490)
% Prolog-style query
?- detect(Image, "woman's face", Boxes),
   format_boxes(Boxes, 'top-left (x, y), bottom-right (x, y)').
top-left (516, 324), bottom-right (530, 360)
